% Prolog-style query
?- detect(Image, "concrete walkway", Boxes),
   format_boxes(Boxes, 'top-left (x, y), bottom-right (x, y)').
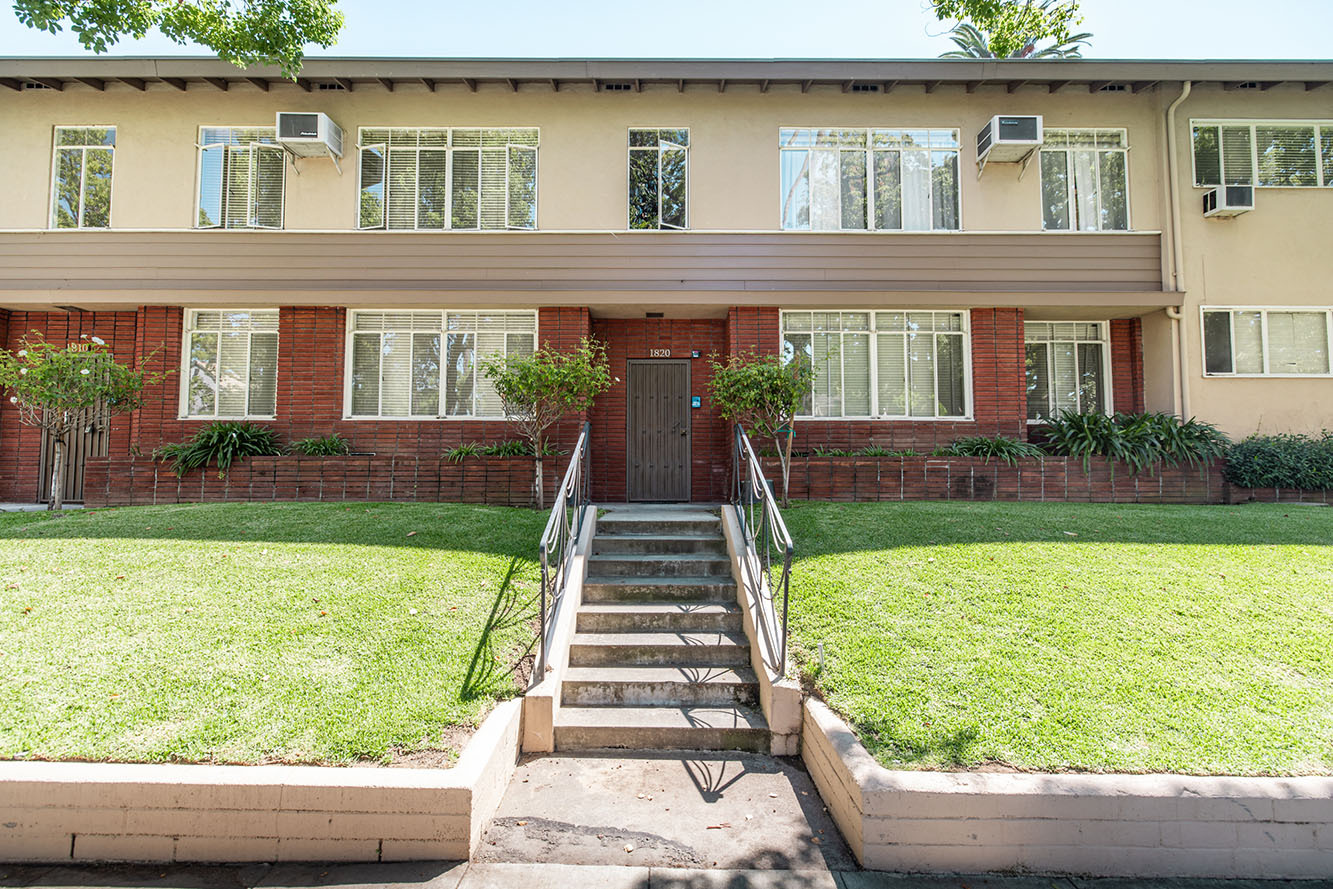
top-left (3, 863), bottom-right (1327, 889)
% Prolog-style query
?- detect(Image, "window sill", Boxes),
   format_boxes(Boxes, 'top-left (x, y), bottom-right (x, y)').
top-left (178, 415), bottom-right (277, 421)
top-left (340, 415), bottom-right (510, 421)
top-left (1202, 373), bottom-right (1333, 379)
top-left (795, 415), bottom-right (974, 423)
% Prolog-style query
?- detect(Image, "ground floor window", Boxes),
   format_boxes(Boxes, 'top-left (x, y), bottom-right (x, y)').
top-left (780, 310), bottom-right (969, 419)
top-left (182, 309), bottom-right (279, 419)
top-left (1024, 321), bottom-right (1109, 422)
top-left (1202, 307), bottom-right (1332, 376)
top-left (346, 310), bottom-right (536, 418)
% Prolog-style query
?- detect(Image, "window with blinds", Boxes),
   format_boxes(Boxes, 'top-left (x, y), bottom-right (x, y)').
top-left (347, 310), bottom-right (536, 418)
top-left (1202, 308), bottom-right (1332, 376)
top-left (1024, 322), bottom-right (1110, 422)
top-left (779, 128), bottom-right (960, 232)
top-left (196, 127), bottom-right (285, 229)
top-left (357, 128), bottom-right (539, 230)
top-left (1040, 130), bottom-right (1129, 231)
top-left (183, 310), bottom-right (280, 418)
top-left (51, 126), bottom-right (115, 229)
top-left (628, 128), bottom-right (689, 229)
top-left (781, 311), bottom-right (969, 419)
top-left (1192, 121), bottom-right (1333, 188)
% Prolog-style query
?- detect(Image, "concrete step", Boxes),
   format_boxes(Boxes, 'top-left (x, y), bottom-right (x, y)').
top-left (561, 665), bottom-right (759, 706)
top-left (596, 512), bottom-right (722, 537)
top-left (587, 553), bottom-right (732, 578)
top-left (576, 602), bottom-right (742, 633)
top-left (583, 576), bottom-right (737, 602)
top-left (568, 631), bottom-right (751, 667)
top-left (553, 704), bottom-right (770, 752)
top-left (591, 533), bottom-right (729, 556)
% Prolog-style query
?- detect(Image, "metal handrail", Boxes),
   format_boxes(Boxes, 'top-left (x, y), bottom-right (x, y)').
top-left (537, 421), bottom-right (591, 676)
top-left (730, 424), bottom-right (795, 671)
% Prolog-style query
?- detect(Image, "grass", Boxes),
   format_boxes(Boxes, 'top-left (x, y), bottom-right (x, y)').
top-left (783, 501), bottom-right (1333, 775)
top-left (0, 502), bottom-right (546, 766)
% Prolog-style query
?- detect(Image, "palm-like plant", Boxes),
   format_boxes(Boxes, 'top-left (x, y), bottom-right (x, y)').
top-left (940, 20), bottom-right (1091, 58)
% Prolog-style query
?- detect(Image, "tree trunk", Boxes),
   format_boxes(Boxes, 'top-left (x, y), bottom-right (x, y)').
top-left (533, 432), bottom-right (545, 510)
top-left (778, 425), bottom-right (795, 508)
top-left (48, 436), bottom-right (65, 511)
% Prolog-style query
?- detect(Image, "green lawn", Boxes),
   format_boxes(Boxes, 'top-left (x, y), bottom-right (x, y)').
top-left (783, 501), bottom-right (1333, 775)
top-left (0, 502), bottom-right (545, 766)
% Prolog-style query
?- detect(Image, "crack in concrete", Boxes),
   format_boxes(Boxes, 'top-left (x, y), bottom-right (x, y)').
top-left (481, 815), bottom-right (704, 867)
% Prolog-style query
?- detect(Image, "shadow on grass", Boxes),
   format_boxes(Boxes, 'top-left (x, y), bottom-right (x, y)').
top-left (461, 555), bottom-right (541, 701)
top-left (855, 717), bottom-right (982, 769)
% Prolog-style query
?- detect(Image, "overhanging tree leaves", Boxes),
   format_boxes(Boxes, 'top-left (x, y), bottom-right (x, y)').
top-left (707, 351), bottom-right (814, 508)
top-left (0, 334), bottom-right (167, 510)
top-left (481, 337), bottom-right (611, 510)
top-left (14, 0), bottom-right (344, 78)
top-left (933, 0), bottom-right (1091, 59)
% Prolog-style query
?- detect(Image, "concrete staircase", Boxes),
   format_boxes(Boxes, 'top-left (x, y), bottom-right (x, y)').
top-left (553, 504), bottom-right (770, 752)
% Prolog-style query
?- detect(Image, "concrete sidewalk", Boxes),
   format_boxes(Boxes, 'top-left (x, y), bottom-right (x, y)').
top-left (3, 862), bottom-right (1328, 889)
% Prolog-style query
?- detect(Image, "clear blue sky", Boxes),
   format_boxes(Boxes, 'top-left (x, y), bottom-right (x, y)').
top-left (1, 0), bottom-right (1331, 60)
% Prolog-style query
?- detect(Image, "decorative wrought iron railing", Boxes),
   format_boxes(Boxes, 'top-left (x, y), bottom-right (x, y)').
top-left (536, 421), bottom-right (590, 676)
top-left (731, 424), bottom-right (794, 671)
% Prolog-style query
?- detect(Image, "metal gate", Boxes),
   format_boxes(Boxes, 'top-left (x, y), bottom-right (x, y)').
top-left (626, 359), bottom-right (691, 502)
top-left (37, 404), bottom-right (110, 503)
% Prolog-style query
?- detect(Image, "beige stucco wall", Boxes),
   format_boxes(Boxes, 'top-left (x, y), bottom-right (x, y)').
top-left (0, 80), bottom-right (1167, 233)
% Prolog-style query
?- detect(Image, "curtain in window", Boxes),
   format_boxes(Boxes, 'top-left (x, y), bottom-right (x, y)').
top-left (1040, 130), bottom-right (1128, 231)
top-left (1023, 322), bottom-right (1108, 420)
top-left (1267, 312), bottom-right (1329, 374)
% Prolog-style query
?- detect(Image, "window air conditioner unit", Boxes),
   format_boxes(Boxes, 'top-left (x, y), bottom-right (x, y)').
top-left (1202, 185), bottom-right (1254, 218)
top-left (276, 112), bottom-right (344, 160)
top-left (976, 115), bottom-right (1043, 164)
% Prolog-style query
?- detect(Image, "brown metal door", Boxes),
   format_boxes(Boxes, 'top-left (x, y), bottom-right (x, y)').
top-left (627, 360), bottom-right (691, 502)
top-left (37, 404), bottom-right (109, 503)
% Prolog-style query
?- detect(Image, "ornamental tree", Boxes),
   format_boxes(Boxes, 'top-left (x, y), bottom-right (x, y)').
top-left (0, 334), bottom-right (165, 510)
top-left (14, 0), bottom-right (344, 78)
top-left (707, 351), bottom-right (814, 508)
top-left (932, 0), bottom-right (1091, 59)
top-left (480, 337), bottom-right (611, 509)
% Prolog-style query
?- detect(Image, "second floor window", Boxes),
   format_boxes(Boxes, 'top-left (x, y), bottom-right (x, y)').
top-left (1192, 121), bottom-right (1333, 188)
top-left (779, 128), bottom-right (960, 232)
top-left (183, 310), bottom-right (280, 418)
top-left (357, 128), bottom-right (539, 231)
top-left (1025, 322), bottom-right (1109, 422)
top-left (628, 128), bottom-right (688, 229)
top-left (51, 126), bottom-right (115, 229)
top-left (1040, 129), bottom-right (1129, 231)
top-left (197, 127), bottom-right (285, 229)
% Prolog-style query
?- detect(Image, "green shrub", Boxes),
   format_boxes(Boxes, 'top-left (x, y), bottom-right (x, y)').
top-left (858, 445), bottom-right (919, 457)
top-left (1040, 411), bottom-right (1230, 474)
top-left (154, 421), bottom-right (281, 477)
top-left (943, 435), bottom-right (1046, 466)
top-left (445, 442), bottom-right (482, 463)
top-left (288, 433), bottom-right (350, 456)
top-left (1224, 432), bottom-right (1333, 490)
top-left (446, 440), bottom-right (564, 462)
top-left (812, 446), bottom-right (854, 457)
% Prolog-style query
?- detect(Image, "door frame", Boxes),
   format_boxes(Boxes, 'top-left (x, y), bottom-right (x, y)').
top-left (625, 358), bottom-right (692, 502)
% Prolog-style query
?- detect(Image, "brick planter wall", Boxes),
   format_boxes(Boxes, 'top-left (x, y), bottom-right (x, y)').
top-left (83, 455), bottom-right (559, 509)
top-left (760, 455), bottom-right (1330, 505)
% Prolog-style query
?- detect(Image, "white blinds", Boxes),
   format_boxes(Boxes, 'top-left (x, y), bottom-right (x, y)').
top-left (196, 128), bottom-right (284, 229)
top-left (1193, 121), bottom-right (1333, 188)
top-left (1201, 309), bottom-right (1333, 376)
top-left (348, 310), bottom-right (536, 417)
top-left (184, 310), bottom-right (280, 418)
top-left (1023, 322), bottom-right (1109, 421)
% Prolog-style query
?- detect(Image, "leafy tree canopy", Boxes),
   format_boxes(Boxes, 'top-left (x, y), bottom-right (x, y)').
top-left (14, 0), bottom-right (344, 77)
top-left (933, 0), bottom-right (1090, 59)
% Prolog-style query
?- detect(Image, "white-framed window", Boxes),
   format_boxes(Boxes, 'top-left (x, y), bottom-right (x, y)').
top-left (345, 310), bottom-right (537, 418)
top-left (357, 128), bottom-right (539, 230)
top-left (51, 126), bottom-right (115, 229)
top-left (1024, 322), bottom-right (1112, 422)
top-left (1191, 120), bottom-right (1333, 188)
top-left (778, 128), bottom-right (960, 232)
top-left (1201, 307), bottom-right (1332, 377)
top-left (182, 310), bottom-right (280, 418)
top-left (196, 127), bottom-right (285, 229)
top-left (780, 310), bottom-right (970, 419)
top-left (1039, 129), bottom-right (1129, 231)
top-left (628, 128), bottom-right (689, 230)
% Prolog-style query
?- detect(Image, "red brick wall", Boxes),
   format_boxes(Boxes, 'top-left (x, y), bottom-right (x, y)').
top-left (726, 306), bottom-right (781, 356)
top-left (1110, 317), bottom-right (1146, 414)
top-left (588, 317), bottom-right (729, 502)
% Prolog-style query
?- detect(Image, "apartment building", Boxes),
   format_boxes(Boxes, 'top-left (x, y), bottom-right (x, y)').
top-left (0, 57), bottom-right (1330, 504)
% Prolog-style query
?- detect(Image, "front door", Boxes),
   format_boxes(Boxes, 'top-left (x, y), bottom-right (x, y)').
top-left (37, 404), bottom-right (109, 503)
top-left (627, 360), bottom-right (691, 502)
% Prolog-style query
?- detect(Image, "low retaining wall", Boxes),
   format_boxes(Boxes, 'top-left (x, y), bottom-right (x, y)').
top-left (83, 456), bottom-right (558, 509)
top-left (0, 699), bottom-right (523, 864)
top-left (762, 455), bottom-right (1330, 505)
top-left (802, 700), bottom-right (1333, 878)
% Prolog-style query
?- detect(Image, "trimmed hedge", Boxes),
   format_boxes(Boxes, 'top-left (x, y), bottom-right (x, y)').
top-left (1224, 432), bottom-right (1333, 490)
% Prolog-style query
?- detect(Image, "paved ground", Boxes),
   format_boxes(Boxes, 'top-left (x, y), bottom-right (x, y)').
top-left (476, 752), bottom-right (855, 870)
top-left (3, 863), bottom-right (1331, 889)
